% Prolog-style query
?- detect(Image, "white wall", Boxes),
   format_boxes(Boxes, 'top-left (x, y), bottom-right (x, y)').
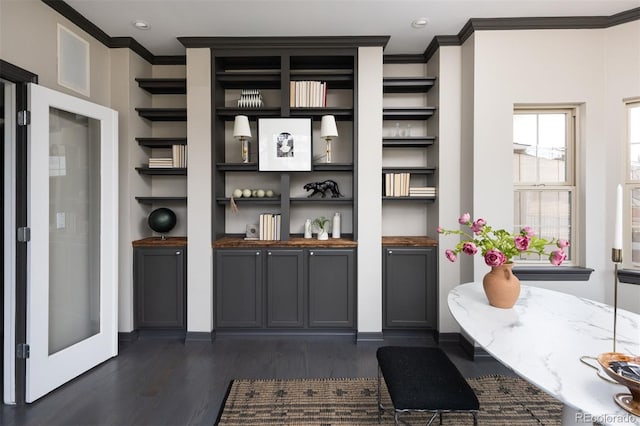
top-left (186, 48), bottom-right (213, 333)
top-left (357, 46), bottom-right (383, 333)
top-left (464, 25), bottom-right (640, 312)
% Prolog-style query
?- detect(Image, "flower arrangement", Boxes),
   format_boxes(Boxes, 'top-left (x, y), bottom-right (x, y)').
top-left (438, 213), bottom-right (569, 267)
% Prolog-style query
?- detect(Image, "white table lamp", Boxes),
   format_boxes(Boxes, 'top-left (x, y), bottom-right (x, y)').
top-left (233, 115), bottom-right (252, 163)
top-left (320, 115), bottom-right (338, 163)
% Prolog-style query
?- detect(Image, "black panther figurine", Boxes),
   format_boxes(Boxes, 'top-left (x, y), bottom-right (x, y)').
top-left (303, 180), bottom-right (343, 198)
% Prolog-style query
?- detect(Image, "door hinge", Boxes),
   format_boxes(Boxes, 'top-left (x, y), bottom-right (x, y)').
top-left (17, 110), bottom-right (30, 126)
top-left (17, 227), bottom-right (30, 242)
top-left (17, 343), bottom-right (30, 359)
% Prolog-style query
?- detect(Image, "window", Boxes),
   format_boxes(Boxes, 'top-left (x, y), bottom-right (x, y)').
top-left (513, 107), bottom-right (576, 264)
top-left (626, 100), bottom-right (640, 268)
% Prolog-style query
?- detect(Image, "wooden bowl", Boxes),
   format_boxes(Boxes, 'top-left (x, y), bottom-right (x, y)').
top-left (598, 352), bottom-right (640, 416)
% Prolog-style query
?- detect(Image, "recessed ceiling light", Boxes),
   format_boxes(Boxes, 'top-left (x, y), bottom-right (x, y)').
top-left (411, 18), bottom-right (429, 29)
top-left (132, 20), bottom-right (150, 30)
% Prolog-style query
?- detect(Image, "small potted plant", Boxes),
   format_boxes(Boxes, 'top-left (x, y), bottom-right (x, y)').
top-left (312, 216), bottom-right (330, 240)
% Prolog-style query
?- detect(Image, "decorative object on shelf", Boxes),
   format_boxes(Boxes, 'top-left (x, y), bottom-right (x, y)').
top-left (320, 115), bottom-right (338, 163)
top-left (438, 213), bottom-right (569, 308)
top-left (258, 118), bottom-right (311, 171)
top-left (147, 207), bottom-right (177, 239)
top-left (332, 212), bottom-right (341, 238)
top-left (303, 179), bottom-right (343, 198)
top-left (245, 223), bottom-right (259, 240)
top-left (238, 89), bottom-right (264, 108)
top-left (233, 115), bottom-right (252, 163)
top-left (304, 219), bottom-right (313, 239)
top-left (312, 216), bottom-right (330, 240)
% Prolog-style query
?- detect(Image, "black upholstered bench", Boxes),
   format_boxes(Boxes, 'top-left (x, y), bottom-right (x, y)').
top-left (376, 346), bottom-right (479, 425)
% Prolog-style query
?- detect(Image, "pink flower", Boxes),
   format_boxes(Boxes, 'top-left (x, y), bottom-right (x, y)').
top-left (557, 239), bottom-right (570, 249)
top-left (471, 218), bottom-right (486, 234)
top-left (549, 250), bottom-right (567, 266)
top-left (522, 226), bottom-right (535, 237)
top-left (484, 249), bottom-right (506, 267)
top-left (458, 213), bottom-right (471, 225)
top-left (514, 235), bottom-right (530, 251)
top-left (462, 242), bottom-right (478, 255)
top-left (445, 249), bottom-right (457, 262)
top-left (436, 226), bottom-right (443, 234)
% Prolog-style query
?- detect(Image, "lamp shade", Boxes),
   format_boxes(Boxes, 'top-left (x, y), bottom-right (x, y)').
top-left (320, 115), bottom-right (338, 138)
top-left (233, 115), bottom-right (251, 138)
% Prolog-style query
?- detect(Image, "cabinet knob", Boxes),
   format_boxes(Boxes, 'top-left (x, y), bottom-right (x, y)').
top-left (310, 251), bottom-right (314, 256)
top-left (268, 251), bottom-right (272, 255)
top-left (388, 250), bottom-right (393, 255)
top-left (256, 251), bottom-right (260, 256)
top-left (175, 251), bottom-right (181, 255)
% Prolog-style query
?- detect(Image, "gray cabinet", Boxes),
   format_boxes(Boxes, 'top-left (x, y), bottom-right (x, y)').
top-left (308, 249), bottom-right (355, 328)
top-left (215, 249), bottom-right (263, 328)
top-left (266, 249), bottom-right (304, 327)
top-left (214, 246), bottom-right (355, 330)
top-left (134, 246), bottom-right (186, 330)
top-left (383, 247), bottom-right (437, 329)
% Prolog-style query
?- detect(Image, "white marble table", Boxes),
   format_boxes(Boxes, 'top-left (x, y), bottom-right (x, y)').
top-left (448, 283), bottom-right (640, 426)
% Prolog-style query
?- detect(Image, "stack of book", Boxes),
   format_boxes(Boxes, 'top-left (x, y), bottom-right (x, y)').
top-left (384, 172), bottom-right (411, 196)
top-left (259, 213), bottom-right (282, 240)
top-left (148, 157), bottom-right (173, 168)
top-left (172, 145), bottom-right (187, 168)
top-left (238, 89), bottom-right (264, 108)
top-left (289, 81), bottom-right (327, 107)
top-left (409, 186), bottom-right (436, 197)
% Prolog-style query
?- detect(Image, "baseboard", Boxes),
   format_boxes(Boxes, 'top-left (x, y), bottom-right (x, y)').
top-left (356, 332), bottom-right (384, 342)
top-left (118, 330), bottom-right (139, 342)
top-left (459, 333), bottom-right (491, 360)
top-left (435, 332), bottom-right (461, 344)
top-left (381, 329), bottom-right (437, 341)
top-left (185, 331), bottom-right (215, 342)
top-left (137, 329), bottom-right (187, 340)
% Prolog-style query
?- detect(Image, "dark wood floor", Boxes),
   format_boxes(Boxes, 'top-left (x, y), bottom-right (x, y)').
top-left (0, 335), bottom-right (514, 426)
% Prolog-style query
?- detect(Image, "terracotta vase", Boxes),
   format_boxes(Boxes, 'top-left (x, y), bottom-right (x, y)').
top-left (482, 263), bottom-right (520, 308)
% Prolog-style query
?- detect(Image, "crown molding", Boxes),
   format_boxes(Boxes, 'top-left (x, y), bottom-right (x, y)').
top-left (0, 59), bottom-right (38, 83)
top-left (178, 36), bottom-right (390, 50)
top-left (383, 54), bottom-right (426, 64)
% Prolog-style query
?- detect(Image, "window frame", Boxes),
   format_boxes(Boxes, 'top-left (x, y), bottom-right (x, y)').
top-left (513, 105), bottom-right (578, 266)
top-left (624, 99), bottom-right (640, 271)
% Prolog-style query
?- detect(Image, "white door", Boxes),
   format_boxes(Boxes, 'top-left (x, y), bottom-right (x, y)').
top-left (26, 83), bottom-right (118, 403)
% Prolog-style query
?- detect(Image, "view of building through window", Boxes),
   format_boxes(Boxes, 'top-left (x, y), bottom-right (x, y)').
top-left (513, 108), bottom-right (575, 263)
top-left (627, 101), bottom-right (640, 266)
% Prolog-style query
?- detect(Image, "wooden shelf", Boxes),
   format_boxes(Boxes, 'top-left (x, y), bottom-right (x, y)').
top-left (212, 236), bottom-right (357, 248)
top-left (215, 71), bottom-right (281, 89)
top-left (382, 167), bottom-right (435, 175)
top-left (312, 163), bottom-right (353, 172)
top-left (216, 163), bottom-right (259, 172)
top-left (383, 78), bottom-right (436, 93)
top-left (382, 137), bottom-right (436, 148)
top-left (136, 108), bottom-right (187, 122)
top-left (132, 237), bottom-right (187, 247)
top-left (136, 78), bottom-right (186, 95)
top-left (216, 107), bottom-right (281, 121)
top-left (290, 197), bottom-right (354, 203)
top-left (382, 196), bottom-right (436, 202)
top-left (289, 107), bottom-right (353, 121)
top-left (382, 235), bottom-right (438, 247)
top-left (135, 196), bottom-right (187, 204)
top-left (290, 70), bottom-right (354, 89)
top-left (383, 107), bottom-right (436, 121)
top-left (136, 167), bottom-right (187, 176)
top-left (136, 137), bottom-right (187, 148)
top-left (216, 197), bottom-right (281, 205)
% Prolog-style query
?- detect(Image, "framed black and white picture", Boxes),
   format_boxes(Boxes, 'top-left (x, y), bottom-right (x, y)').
top-left (258, 118), bottom-right (312, 171)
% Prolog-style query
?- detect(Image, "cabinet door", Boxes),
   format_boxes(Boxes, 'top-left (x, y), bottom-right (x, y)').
top-left (266, 249), bottom-right (304, 327)
top-left (215, 249), bottom-right (263, 328)
top-left (383, 247), bottom-right (437, 329)
top-left (307, 249), bottom-right (354, 328)
top-left (134, 247), bottom-right (186, 329)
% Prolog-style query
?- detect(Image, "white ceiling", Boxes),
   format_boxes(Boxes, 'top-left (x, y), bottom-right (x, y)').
top-left (65, 0), bottom-right (640, 56)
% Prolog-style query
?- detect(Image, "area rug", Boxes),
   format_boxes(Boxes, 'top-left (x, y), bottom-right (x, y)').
top-left (215, 375), bottom-right (563, 425)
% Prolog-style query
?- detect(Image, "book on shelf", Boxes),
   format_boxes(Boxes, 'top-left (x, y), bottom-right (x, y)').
top-left (148, 157), bottom-right (174, 168)
top-left (384, 172), bottom-right (412, 196)
top-left (409, 186), bottom-right (436, 197)
top-left (171, 144), bottom-right (187, 168)
top-left (238, 89), bottom-right (263, 108)
top-left (290, 80), bottom-right (327, 108)
top-left (259, 213), bottom-right (281, 241)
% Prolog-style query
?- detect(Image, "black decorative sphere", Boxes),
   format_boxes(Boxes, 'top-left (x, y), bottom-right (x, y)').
top-left (148, 208), bottom-right (177, 233)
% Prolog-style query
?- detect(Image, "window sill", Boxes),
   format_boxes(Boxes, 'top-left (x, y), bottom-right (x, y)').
top-left (617, 269), bottom-right (640, 286)
top-left (512, 266), bottom-right (594, 281)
